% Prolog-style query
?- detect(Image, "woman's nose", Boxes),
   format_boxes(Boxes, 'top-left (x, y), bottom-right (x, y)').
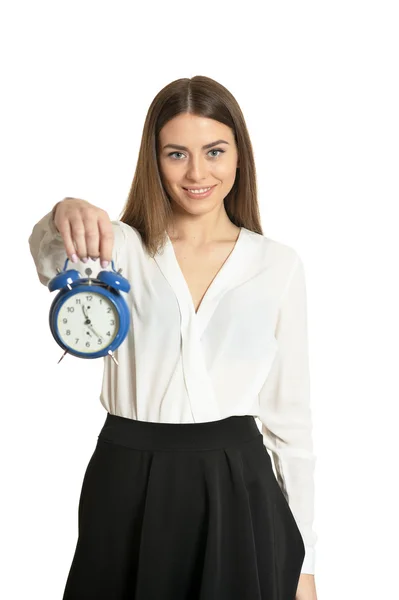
top-left (185, 156), bottom-right (208, 180)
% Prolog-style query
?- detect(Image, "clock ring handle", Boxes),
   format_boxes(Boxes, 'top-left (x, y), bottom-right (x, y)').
top-left (64, 253), bottom-right (130, 292)
top-left (51, 257), bottom-right (131, 294)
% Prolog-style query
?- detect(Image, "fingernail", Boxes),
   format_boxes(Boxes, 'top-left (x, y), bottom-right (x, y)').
top-left (71, 254), bottom-right (78, 263)
top-left (82, 257), bottom-right (89, 263)
top-left (101, 260), bottom-right (109, 268)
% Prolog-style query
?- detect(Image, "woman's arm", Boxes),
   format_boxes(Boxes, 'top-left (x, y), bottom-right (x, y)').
top-left (258, 252), bottom-right (318, 577)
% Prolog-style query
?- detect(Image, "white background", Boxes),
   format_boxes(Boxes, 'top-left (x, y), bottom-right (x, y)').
top-left (1, 1), bottom-right (398, 598)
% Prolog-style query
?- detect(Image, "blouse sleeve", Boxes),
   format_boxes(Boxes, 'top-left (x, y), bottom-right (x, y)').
top-left (258, 252), bottom-right (317, 574)
top-left (28, 207), bottom-right (126, 287)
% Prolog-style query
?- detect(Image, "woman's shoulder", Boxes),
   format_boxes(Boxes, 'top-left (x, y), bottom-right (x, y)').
top-left (244, 227), bottom-right (301, 269)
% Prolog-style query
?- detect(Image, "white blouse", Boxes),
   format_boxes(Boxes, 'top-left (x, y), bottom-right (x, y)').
top-left (28, 209), bottom-right (317, 574)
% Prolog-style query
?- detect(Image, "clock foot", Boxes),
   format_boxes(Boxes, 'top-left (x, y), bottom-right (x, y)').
top-left (57, 349), bottom-right (68, 364)
top-left (108, 350), bottom-right (119, 366)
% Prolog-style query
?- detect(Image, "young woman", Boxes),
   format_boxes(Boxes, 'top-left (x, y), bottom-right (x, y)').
top-left (29, 75), bottom-right (318, 600)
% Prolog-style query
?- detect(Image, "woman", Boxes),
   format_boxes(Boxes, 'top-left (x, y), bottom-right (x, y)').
top-left (28, 75), bottom-right (318, 600)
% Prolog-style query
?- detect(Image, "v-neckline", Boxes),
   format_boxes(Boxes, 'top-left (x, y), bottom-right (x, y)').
top-left (166, 227), bottom-right (245, 317)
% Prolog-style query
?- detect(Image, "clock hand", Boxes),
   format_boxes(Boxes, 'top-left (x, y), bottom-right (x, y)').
top-left (82, 304), bottom-right (109, 342)
top-left (81, 305), bottom-right (100, 337)
top-left (87, 323), bottom-right (104, 340)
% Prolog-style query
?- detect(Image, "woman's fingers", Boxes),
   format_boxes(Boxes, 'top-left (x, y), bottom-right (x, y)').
top-left (98, 214), bottom-right (114, 266)
top-left (83, 210), bottom-right (100, 260)
top-left (69, 213), bottom-right (89, 262)
top-left (53, 198), bottom-right (114, 266)
top-left (57, 220), bottom-right (78, 262)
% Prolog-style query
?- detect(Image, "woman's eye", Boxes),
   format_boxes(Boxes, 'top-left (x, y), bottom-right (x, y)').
top-left (168, 149), bottom-right (225, 160)
top-left (209, 149), bottom-right (225, 158)
top-left (169, 152), bottom-right (184, 159)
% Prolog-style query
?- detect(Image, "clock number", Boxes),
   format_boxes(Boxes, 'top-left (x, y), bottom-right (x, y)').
top-left (75, 338), bottom-right (79, 344)
top-left (85, 342), bottom-right (90, 348)
top-left (75, 298), bottom-right (81, 304)
top-left (97, 339), bottom-right (102, 345)
top-left (110, 319), bottom-right (115, 325)
top-left (106, 331), bottom-right (111, 336)
top-left (67, 307), bottom-right (75, 313)
top-left (107, 307), bottom-right (112, 313)
top-left (86, 295), bottom-right (93, 301)
top-left (63, 318), bottom-right (67, 324)
top-left (66, 330), bottom-right (71, 336)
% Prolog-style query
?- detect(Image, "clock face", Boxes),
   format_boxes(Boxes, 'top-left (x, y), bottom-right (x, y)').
top-left (56, 290), bottom-right (120, 354)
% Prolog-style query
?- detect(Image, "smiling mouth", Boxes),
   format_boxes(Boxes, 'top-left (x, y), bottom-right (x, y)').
top-left (182, 185), bottom-right (216, 192)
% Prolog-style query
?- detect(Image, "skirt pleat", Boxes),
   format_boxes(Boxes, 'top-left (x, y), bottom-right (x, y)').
top-left (62, 413), bottom-right (305, 600)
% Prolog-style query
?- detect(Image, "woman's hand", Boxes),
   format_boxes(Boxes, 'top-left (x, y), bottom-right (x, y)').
top-left (296, 573), bottom-right (318, 600)
top-left (52, 197), bottom-right (114, 267)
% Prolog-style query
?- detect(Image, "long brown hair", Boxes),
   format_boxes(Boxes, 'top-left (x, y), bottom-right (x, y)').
top-left (119, 75), bottom-right (263, 258)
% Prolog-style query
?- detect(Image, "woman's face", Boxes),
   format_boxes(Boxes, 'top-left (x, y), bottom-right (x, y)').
top-left (157, 113), bottom-right (239, 216)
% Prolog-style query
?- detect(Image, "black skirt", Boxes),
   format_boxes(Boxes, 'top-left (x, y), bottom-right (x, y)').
top-left (62, 413), bottom-right (305, 600)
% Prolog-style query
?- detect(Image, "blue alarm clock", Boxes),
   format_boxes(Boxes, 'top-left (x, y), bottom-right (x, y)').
top-left (47, 257), bottom-right (131, 366)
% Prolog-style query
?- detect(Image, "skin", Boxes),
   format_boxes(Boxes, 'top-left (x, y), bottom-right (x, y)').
top-left (296, 573), bottom-right (318, 600)
top-left (157, 112), bottom-right (241, 246)
top-left (53, 197), bottom-right (114, 265)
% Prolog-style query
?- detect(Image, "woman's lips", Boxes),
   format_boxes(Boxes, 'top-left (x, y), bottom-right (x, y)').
top-left (182, 185), bottom-right (217, 199)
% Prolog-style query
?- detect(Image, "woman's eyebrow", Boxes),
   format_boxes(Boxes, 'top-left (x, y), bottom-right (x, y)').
top-left (163, 139), bottom-right (230, 151)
